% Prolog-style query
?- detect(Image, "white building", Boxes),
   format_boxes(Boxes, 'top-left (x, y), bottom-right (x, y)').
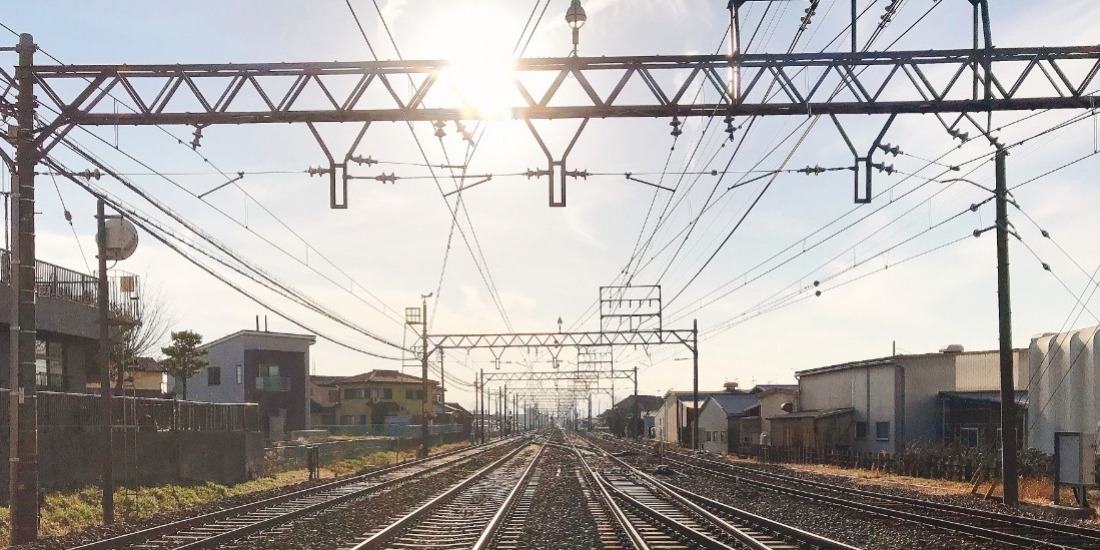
top-left (1028, 326), bottom-right (1100, 453)
top-left (797, 348), bottom-right (1026, 453)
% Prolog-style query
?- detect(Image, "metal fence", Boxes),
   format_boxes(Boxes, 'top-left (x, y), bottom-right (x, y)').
top-left (0, 249), bottom-right (141, 320)
top-left (0, 389), bottom-right (259, 432)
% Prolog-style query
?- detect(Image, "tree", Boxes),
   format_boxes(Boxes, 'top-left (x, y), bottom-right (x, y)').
top-left (111, 281), bottom-right (174, 392)
top-left (160, 330), bottom-right (208, 400)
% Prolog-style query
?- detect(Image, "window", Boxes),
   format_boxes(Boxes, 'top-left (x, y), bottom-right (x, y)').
top-left (382, 388), bottom-right (393, 400)
top-left (720, 432), bottom-right (726, 443)
top-left (358, 415), bottom-right (367, 425)
top-left (261, 365), bottom-right (280, 377)
top-left (875, 421), bottom-right (891, 441)
top-left (705, 431), bottom-right (712, 442)
top-left (208, 367), bottom-right (222, 386)
top-left (959, 427), bottom-right (979, 447)
top-left (406, 389), bottom-right (424, 400)
top-left (344, 388), bottom-right (362, 400)
top-left (339, 415), bottom-right (353, 425)
top-left (855, 421), bottom-right (868, 440)
top-left (236, 365), bottom-right (243, 384)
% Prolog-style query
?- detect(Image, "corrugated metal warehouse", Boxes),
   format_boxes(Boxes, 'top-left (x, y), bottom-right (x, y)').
top-left (1028, 326), bottom-right (1100, 453)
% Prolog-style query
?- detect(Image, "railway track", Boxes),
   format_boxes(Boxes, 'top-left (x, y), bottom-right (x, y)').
top-left (595, 435), bottom-right (1100, 549)
top-left (570, 433), bottom-right (859, 550)
top-left (70, 438), bottom-right (522, 550)
top-left (347, 439), bottom-right (545, 549)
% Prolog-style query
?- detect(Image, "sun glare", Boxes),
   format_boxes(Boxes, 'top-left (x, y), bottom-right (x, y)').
top-left (437, 6), bottom-right (518, 120)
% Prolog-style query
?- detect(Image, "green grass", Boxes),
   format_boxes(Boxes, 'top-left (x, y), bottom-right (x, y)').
top-left (0, 441), bottom-right (469, 548)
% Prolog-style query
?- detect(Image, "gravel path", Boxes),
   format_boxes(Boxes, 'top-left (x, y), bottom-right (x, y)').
top-left (514, 443), bottom-right (603, 549)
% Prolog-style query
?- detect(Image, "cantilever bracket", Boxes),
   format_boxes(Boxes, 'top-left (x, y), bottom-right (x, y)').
top-left (307, 121), bottom-right (371, 209)
top-left (830, 113), bottom-right (896, 204)
top-left (524, 118), bottom-right (590, 207)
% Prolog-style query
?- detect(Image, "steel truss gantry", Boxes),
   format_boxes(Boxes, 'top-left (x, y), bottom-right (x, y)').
top-left (3, 4), bottom-right (1094, 539)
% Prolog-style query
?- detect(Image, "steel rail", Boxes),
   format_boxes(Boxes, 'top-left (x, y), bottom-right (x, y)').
top-left (567, 435), bottom-right (652, 550)
top-left (597, 475), bottom-right (741, 550)
top-left (599, 436), bottom-right (1093, 550)
top-left (470, 441), bottom-right (546, 550)
top-left (660, 447), bottom-right (1100, 547)
top-left (70, 438), bottom-right (515, 550)
top-left (600, 450), bottom-right (819, 550)
top-left (349, 440), bottom-right (541, 550)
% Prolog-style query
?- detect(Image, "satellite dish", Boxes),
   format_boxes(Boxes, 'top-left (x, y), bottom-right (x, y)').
top-left (103, 218), bottom-right (139, 261)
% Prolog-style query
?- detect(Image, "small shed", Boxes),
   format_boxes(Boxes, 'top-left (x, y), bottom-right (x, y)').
top-left (939, 390), bottom-right (1027, 448)
top-left (769, 408), bottom-right (855, 449)
top-left (697, 392), bottom-right (760, 454)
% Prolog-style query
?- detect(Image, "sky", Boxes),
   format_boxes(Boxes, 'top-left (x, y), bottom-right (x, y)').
top-left (3, 0), bottom-right (1100, 417)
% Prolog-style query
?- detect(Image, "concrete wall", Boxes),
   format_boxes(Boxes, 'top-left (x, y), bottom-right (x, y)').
top-left (0, 428), bottom-right (265, 499)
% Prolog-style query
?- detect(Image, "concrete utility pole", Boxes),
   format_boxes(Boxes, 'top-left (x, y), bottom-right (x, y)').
top-left (692, 319), bottom-right (699, 451)
top-left (96, 200), bottom-right (114, 524)
top-left (10, 33), bottom-right (38, 545)
top-left (633, 366), bottom-right (640, 438)
top-left (419, 293), bottom-right (431, 458)
top-left (996, 149), bottom-right (1019, 507)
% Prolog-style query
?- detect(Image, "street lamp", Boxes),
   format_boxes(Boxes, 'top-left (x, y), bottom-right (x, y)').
top-left (565, 0), bottom-right (587, 56)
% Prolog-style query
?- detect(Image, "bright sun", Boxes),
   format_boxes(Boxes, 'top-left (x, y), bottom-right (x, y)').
top-left (437, 6), bottom-right (518, 120)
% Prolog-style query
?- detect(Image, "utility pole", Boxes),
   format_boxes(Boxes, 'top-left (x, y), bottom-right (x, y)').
top-left (10, 32), bottom-right (38, 545)
top-left (692, 319), bottom-right (699, 451)
top-left (479, 369), bottom-right (485, 444)
top-left (96, 200), bottom-right (114, 524)
top-left (633, 366), bottom-right (640, 438)
top-left (417, 294), bottom-right (431, 458)
top-left (996, 148), bottom-right (1019, 507)
top-left (438, 349), bottom-right (445, 406)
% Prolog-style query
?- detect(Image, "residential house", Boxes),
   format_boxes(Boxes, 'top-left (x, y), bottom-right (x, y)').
top-left (654, 388), bottom-right (733, 446)
top-left (330, 369), bottom-right (443, 426)
top-left (86, 356), bottom-right (171, 398)
top-left (185, 329), bottom-right (316, 440)
top-left (0, 250), bottom-right (140, 394)
top-left (795, 347), bottom-right (1027, 453)
top-left (1028, 326), bottom-right (1100, 453)
top-left (309, 374), bottom-right (346, 426)
top-left (602, 394), bottom-right (663, 437)
top-left (697, 385), bottom-right (760, 453)
top-left (752, 385), bottom-right (798, 441)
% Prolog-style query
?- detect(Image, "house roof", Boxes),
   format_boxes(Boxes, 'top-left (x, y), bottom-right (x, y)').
top-left (702, 393), bottom-right (760, 417)
top-left (202, 330), bottom-right (316, 351)
top-left (129, 357), bottom-right (164, 372)
top-left (612, 394), bottom-right (664, 412)
top-left (445, 402), bottom-right (473, 417)
top-left (750, 384), bottom-right (797, 394)
top-left (796, 349), bottom-right (1027, 378)
top-left (770, 407), bottom-right (855, 420)
top-left (667, 390), bottom-right (733, 403)
top-left (334, 369), bottom-right (439, 386)
top-left (939, 390), bottom-right (1028, 407)
top-left (311, 375), bottom-right (349, 386)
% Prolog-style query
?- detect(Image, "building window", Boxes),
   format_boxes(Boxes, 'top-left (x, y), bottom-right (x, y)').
top-left (359, 415), bottom-right (367, 425)
top-left (236, 365), bottom-right (243, 384)
top-left (375, 388), bottom-right (393, 400)
top-left (406, 389), bottom-right (424, 400)
top-left (705, 431), bottom-right (712, 442)
top-left (340, 415), bottom-right (353, 425)
top-left (208, 367), bottom-right (222, 386)
top-left (344, 388), bottom-right (362, 400)
top-left (720, 432), bottom-right (726, 443)
top-left (959, 427), bottom-right (979, 447)
top-left (855, 421), bottom-right (868, 440)
top-left (875, 421), bottom-right (890, 441)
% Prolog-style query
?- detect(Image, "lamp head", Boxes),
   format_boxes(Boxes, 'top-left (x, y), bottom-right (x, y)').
top-left (565, 0), bottom-right (587, 29)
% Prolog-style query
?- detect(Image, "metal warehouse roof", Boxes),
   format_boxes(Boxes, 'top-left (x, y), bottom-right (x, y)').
top-left (939, 390), bottom-right (1028, 407)
top-left (770, 407), bottom-right (855, 420)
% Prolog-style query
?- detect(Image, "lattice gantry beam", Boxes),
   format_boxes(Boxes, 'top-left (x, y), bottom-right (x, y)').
top-left (429, 329), bottom-right (694, 353)
top-left (482, 370), bottom-right (635, 382)
top-left (29, 46), bottom-right (1100, 133)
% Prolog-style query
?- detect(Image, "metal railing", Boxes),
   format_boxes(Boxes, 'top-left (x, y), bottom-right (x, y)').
top-left (256, 376), bottom-right (291, 392)
top-left (0, 249), bottom-right (141, 321)
top-left (0, 389), bottom-right (260, 431)
top-left (34, 372), bottom-right (68, 390)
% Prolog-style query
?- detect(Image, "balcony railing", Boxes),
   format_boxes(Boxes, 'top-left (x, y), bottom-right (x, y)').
top-left (256, 376), bottom-right (290, 392)
top-left (35, 372), bottom-right (68, 390)
top-left (0, 249), bottom-right (140, 322)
